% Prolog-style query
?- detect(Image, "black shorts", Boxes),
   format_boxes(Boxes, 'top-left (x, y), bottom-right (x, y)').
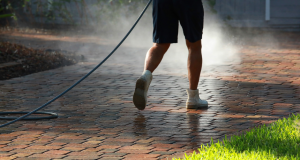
top-left (152, 0), bottom-right (204, 43)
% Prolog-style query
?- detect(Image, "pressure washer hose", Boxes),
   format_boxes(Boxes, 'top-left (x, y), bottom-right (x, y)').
top-left (0, 0), bottom-right (153, 128)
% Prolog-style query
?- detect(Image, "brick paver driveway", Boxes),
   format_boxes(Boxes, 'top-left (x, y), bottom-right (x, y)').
top-left (0, 31), bottom-right (300, 160)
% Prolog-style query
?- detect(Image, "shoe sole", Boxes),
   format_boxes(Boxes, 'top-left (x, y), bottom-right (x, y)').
top-left (186, 104), bottom-right (208, 109)
top-left (133, 78), bottom-right (147, 110)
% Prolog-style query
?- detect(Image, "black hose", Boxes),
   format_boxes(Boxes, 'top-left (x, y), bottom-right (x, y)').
top-left (0, 112), bottom-right (58, 120)
top-left (0, 0), bottom-right (153, 128)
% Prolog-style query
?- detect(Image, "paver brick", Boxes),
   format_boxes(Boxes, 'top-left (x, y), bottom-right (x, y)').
top-left (151, 144), bottom-right (184, 149)
top-left (43, 150), bottom-right (70, 155)
top-left (96, 145), bottom-right (121, 150)
top-left (119, 145), bottom-right (154, 150)
top-left (99, 157), bottom-right (124, 160)
top-left (124, 153), bottom-right (161, 159)
top-left (118, 149), bottom-right (151, 154)
top-left (100, 152), bottom-right (127, 157)
top-left (26, 145), bottom-right (62, 150)
top-left (28, 153), bottom-right (66, 159)
top-left (0, 157), bottom-right (14, 160)
top-left (10, 152), bottom-right (32, 158)
top-left (11, 149), bottom-right (48, 154)
top-left (63, 155), bottom-right (101, 159)
top-left (67, 151), bottom-right (101, 156)
top-left (98, 149), bottom-right (119, 153)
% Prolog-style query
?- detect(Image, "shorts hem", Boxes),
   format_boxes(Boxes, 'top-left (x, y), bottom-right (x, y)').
top-left (153, 39), bottom-right (178, 43)
top-left (186, 37), bottom-right (202, 43)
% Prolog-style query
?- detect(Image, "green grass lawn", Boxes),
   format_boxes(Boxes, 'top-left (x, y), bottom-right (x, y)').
top-left (173, 114), bottom-right (300, 160)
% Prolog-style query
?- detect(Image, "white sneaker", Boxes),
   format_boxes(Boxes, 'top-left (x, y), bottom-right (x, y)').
top-left (133, 70), bottom-right (152, 110)
top-left (186, 89), bottom-right (208, 109)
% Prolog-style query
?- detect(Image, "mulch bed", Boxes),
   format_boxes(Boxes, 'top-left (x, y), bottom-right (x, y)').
top-left (0, 42), bottom-right (83, 80)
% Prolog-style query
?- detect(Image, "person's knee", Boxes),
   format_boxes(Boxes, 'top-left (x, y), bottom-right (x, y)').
top-left (153, 43), bottom-right (170, 51)
top-left (186, 40), bottom-right (202, 51)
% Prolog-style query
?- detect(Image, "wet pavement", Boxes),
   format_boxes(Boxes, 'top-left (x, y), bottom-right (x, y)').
top-left (0, 31), bottom-right (300, 160)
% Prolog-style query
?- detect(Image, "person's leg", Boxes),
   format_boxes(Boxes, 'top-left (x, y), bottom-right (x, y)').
top-left (133, 43), bottom-right (170, 110)
top-left (185, 39), bottom-right (208, 109)
top-left (144, 43), bottom-right (170, 73)
top-left (134, 0), bottom-right (175, 110)
top-left (186, 39), bottom-right (202, 90)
